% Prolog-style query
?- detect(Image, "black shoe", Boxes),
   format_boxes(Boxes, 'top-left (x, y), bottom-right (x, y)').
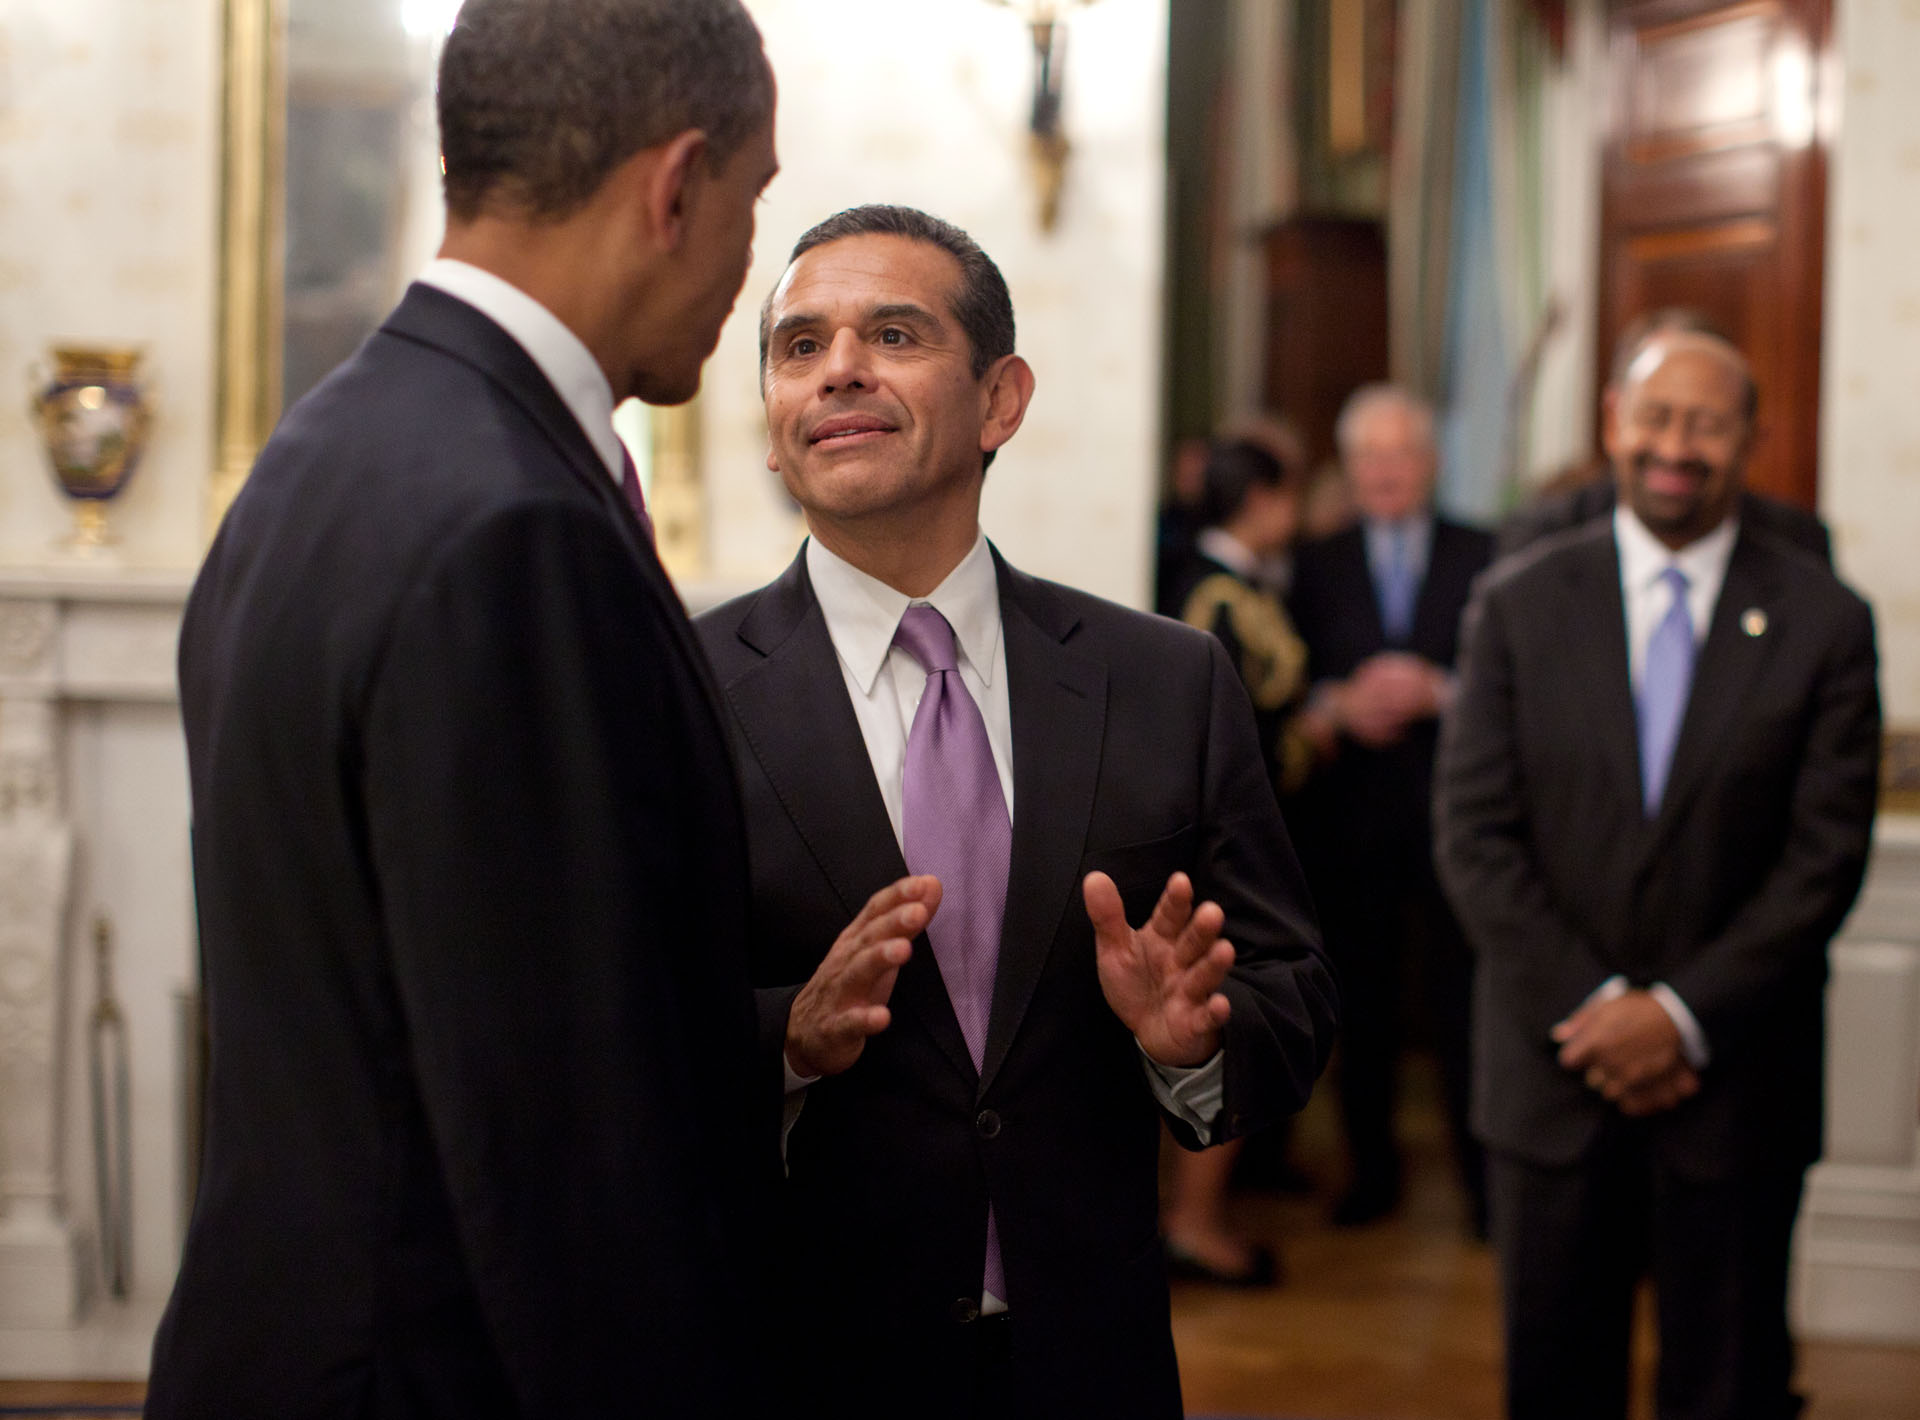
top-left (1163, 1238), bottom-right (1281, 1288)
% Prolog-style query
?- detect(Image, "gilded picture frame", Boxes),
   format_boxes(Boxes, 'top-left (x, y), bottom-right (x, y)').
top-left (211, 0), bottom-right (707, 578)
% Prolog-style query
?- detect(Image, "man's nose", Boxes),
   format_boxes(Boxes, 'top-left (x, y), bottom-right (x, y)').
top-left (1651, 417), bottom-right (1695, 462)
top-left (820, 328), bottom-right (870, 393)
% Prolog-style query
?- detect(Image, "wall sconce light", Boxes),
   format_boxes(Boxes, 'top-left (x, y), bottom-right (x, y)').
top-left (986, 0), bottom-right (1103, 232)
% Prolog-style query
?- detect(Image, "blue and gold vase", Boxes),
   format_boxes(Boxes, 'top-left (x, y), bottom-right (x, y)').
top-left (30, 346), bottom-right (154, 549)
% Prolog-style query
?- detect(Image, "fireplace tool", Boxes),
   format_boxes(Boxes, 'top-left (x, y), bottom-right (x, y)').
top-left (89, 915), bottom-right (133, 1298)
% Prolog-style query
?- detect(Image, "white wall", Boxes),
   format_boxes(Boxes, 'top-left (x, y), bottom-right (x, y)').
top-left (1821, 0), bottom-right (1920, 722)
top-left (707, 0), bottom-right (1169, 609)
top-left (0, 0), bottom-right (220, 568)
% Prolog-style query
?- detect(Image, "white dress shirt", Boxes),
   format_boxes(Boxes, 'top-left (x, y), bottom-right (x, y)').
top-left (1587, 504), bottom-right (1735, 1070)
top-left (801, 534), bottom-right (1228, 1125)
top-left (414, 259), bottom-right (625, 484)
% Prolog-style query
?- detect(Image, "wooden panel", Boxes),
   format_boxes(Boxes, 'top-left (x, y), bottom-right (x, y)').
top-left (1603, 142), bottom-right (1779, 227)
top-left (1262, 216), bottom-right (1389, 475)
top-left (1597, 0), bottom-right (1830, 512)
top-left (1626, 1), bottom-right (1778, 162)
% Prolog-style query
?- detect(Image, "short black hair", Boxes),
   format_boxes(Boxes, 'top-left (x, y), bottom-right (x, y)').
top-left (758, 205), bottom-right (1015, 379)
top-left (1609, 308), bottom-right (1758, 423)
top-left (1198, 439), bottom-right (1291, 530)
top-left (438, 0), bottom-right (771, 223)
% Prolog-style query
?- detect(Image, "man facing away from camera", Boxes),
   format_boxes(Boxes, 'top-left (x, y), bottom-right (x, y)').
top-left (149, 3), bottom-right (783, 1415)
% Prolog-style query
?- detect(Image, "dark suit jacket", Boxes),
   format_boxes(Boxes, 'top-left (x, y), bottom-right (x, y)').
top-left (149, 285), bottom-right (775, 1419)
top-left (1496, 477), bottom-right (1833, 566)
top-left (1286, 516), bottom-right (1495, 863)
top-left (1434, 521), bottom-right (1879, 1181)
top-left (696, 547), bottom-right (1337, 1420)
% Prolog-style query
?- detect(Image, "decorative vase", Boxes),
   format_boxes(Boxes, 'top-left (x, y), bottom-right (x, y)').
top-left (29, 346), bottom-right (154, 550)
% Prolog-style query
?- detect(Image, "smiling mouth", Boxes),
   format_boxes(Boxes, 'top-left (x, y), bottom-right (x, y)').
top-left (809, 418), bottom-right (897, 447)
top-left (1637, 458), bottom-right (1708, 496)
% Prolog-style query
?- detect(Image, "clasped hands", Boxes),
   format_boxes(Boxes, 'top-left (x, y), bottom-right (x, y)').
top-left (1306, 652), bottom-right (1450, 751)
top-left (784, 869), bottom-right (1232, 1080)
top-left (1552, 989), bottom-right (1699, 1117)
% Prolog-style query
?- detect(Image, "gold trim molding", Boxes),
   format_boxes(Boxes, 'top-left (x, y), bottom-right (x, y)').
top-left (1882, 727), bottom-right (1920, 816)
top-left (211, 0), bottom-right (287, 538)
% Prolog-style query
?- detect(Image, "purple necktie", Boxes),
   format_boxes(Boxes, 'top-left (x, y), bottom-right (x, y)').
top-left (894, 604), bottom-right (1011, 1302)
top-left (619, 447), bottom-right (655, 545)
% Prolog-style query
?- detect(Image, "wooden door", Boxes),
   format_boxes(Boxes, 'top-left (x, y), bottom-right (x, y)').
top-left (1598, 0), bottom-right (1832, 509)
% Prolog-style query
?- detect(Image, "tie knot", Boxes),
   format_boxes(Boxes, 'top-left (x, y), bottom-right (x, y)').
top-left (893, 604), bottom-right (958, 675)
top-left (1660, 565), bottom-right (1690, 596)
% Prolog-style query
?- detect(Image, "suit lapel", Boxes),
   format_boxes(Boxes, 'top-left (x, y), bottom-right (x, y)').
top-left (977, 555), bottom-right (1108, 1098)
top-left (1564, 531), bottom-right (1643, 818)
top-left (1644, 532), bottom-right (1781, 847)
top-left (722, 551), bottom-right (976, 1083)
top-left (1337, 529), bottom-right (1391, 647)
top-left (381, 285), bottom-right (706, 691)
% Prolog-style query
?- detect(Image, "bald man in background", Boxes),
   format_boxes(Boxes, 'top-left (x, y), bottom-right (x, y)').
top-left (1436, 325), bottom-right (1879, 1419)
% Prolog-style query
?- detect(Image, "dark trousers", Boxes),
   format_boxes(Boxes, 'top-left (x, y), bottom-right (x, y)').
top-left (1319, 855), bottom-right (1482, 1220)
top-left (1489, 1134), bottom-right (1806, 1420)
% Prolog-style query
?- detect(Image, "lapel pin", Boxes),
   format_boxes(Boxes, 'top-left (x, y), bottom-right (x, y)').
top-left (1742, 608), bottom-right (1768, 637)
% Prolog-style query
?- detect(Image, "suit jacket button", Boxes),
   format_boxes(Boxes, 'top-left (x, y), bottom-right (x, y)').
top-left (976, 1109), bottom-right (1002, 1138)
top-left (950, 1297), bottom-right (980, 1324)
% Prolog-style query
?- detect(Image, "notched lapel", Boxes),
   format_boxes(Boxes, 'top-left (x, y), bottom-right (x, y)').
top-left (383, 285), bottom-right (715, 714)
top-left (1567, 537), bottom-right (1642, 817)
top-left (723, 560), bottom-right (976, 1084)
top-left (977, 564), bottom-right (1108, 1098)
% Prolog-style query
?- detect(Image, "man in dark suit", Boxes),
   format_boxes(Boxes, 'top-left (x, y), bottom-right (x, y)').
top-left (1435, 327), bottom-right (1880, 1418)
top-left (148, 4), bottom-right (781, 1416)
top-left (697, 205), bottom-right (1338, 1420)
top-left (1285, 386), bottom-right (1494, 1229)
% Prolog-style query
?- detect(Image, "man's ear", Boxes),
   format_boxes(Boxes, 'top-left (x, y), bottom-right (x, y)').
top-left (979, 354), bottom-right (1036, 459)
top-left (638, 128), bottom-right (710, 252)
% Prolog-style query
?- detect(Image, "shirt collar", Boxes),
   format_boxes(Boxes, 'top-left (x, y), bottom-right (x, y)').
top-left (806, 532), bottom-right (1002, 695)
top-left (1362, 511), bottom-right (1433, 559)
top-left (1196, 527), bottom-right (1258, 578)
top-left (1613, 501), bottom-right (1739, 594)
top-left (415, 258), bottom-right (624, 483)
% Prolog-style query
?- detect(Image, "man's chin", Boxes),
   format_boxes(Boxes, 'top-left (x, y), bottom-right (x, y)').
top-left (630, 367), bottom-right (701, 408)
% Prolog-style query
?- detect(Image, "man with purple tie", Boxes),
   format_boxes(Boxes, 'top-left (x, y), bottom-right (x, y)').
top-left (696, 205), bottom-right (1337, 1420)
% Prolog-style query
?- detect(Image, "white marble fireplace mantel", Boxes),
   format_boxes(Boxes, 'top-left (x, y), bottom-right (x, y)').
top-left (0, 563), bottom-right (195, 1375)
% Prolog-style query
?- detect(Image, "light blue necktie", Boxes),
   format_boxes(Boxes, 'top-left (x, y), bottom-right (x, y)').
top-left (1636, 566), bottom-right (1696, 815)
top-left (1378, 525), bottom-right (1417, 643)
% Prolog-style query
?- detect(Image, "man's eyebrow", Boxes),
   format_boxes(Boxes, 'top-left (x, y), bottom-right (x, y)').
top-left (767, 302), bottom-right (946, 349)
top-left (767, 311), bottom-right (821, 346)
top-left (868, 302), bottom-right (942, 328)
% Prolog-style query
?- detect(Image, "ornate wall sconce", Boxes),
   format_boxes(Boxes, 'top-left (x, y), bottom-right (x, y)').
top-left (986, 0), bottom-right (1103, 232)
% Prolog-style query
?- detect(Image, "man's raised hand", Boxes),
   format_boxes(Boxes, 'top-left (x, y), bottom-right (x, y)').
top-left (786, 876), bottom-right (941, 1080)
top-left (1084, 870), bottom-right (1233, 1069)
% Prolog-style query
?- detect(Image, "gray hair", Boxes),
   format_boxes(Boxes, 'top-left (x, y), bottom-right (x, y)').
top-left (1608, 308), bottom-right (1757, 423)
top-left (1335, 383), bottom-right (1436, 455)
top-left (438, 0), bottom-right (771, 223)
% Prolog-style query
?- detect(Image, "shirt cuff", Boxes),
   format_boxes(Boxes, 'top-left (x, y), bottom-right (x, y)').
top-left (783, 1053), bottom-right (819, 1095)
top-left (780, 1053), bottom-right (819, 1175)
top-left (1572, 975), bottom-right (1709, 1071)
top-left (1139, 1043), bottom-right (1225, 1146)
top-left (1649, 982), bottom-right (1711, 1070)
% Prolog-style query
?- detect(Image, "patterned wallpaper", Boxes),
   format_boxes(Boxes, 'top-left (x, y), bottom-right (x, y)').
top-left (1823, 0), bottom-right (1920, 721)
top-left (0, 0), bottom-right (219, 567)
top-left (703, 0), bottom-right (1168, 607)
